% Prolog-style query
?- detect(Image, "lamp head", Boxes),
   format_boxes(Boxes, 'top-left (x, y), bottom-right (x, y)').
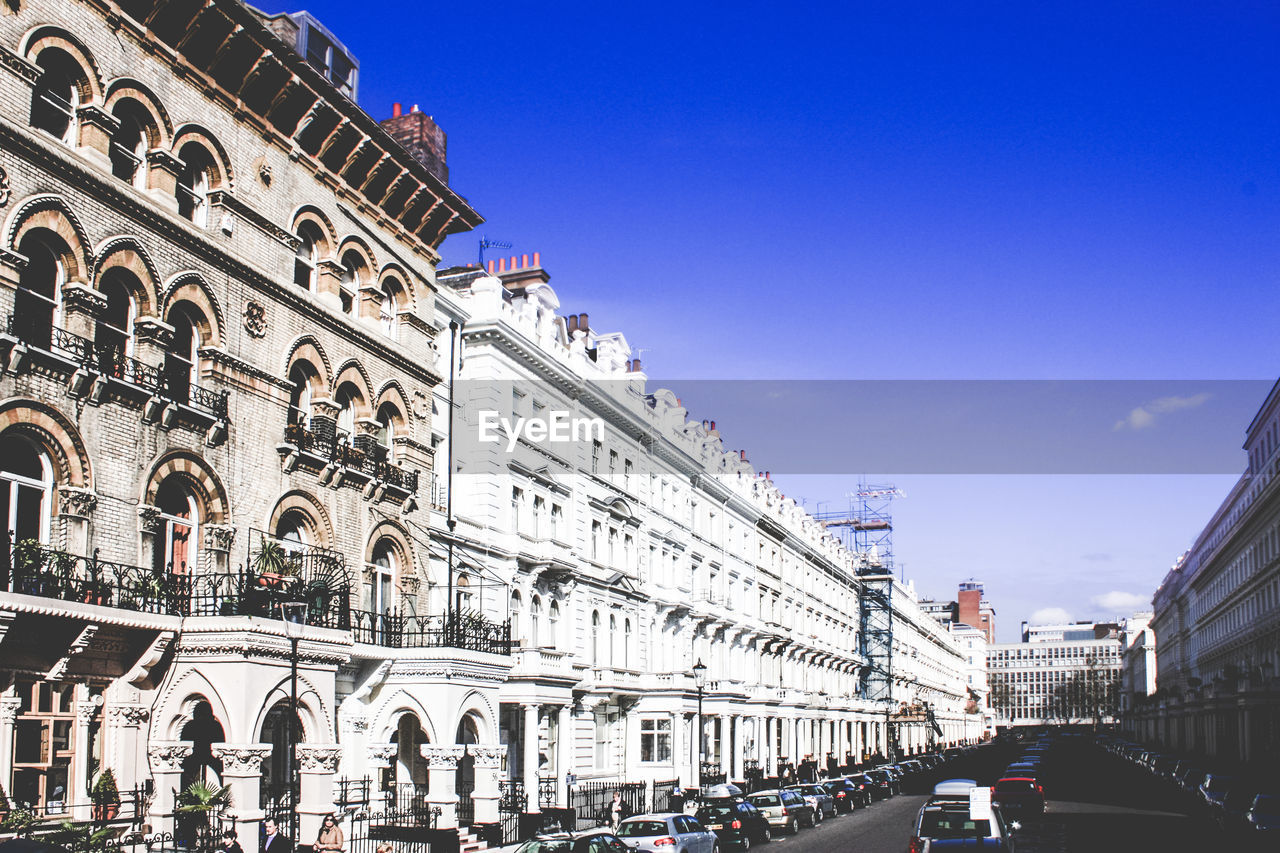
top-left (280, 601), bottom-right (307, 638)
top-left (692, 658), bottom-right (707, 688)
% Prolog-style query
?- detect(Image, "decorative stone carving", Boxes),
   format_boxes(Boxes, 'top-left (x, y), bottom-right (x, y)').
top-left (419, 745), bottom-right (465, 768)
top-left (0, 695), bottom-right (22, 725)
top-left (203, 524), bottom-right (236, 553)
top-left (212, 744), bottom-right (274, 775)
top-left (367, 743), bottom-right (398, 766)
top-left (134, 317), bottom-right (175, 348)
top-left (138, 504), bottom-right (163, 534)
top-left (244, 301), bottom-right (267, 338)
top-left (108, 704), bottom-right (151, 726)
top-left (76, 701), bottom-right (99, 725)
top-left (59, 487), bottom-right (98, 518)
top-left (411, 389), bottom-right (430, 420)
top-left (469, 745), bottom-right (507, 769)
top-left (296, 744), bottom-right (343, 773)
top-left (148, 741), bottom-right (193, 771)
top-left (61, 282), bottom-right (108, 317)
top-left (348, 716), bottom-right (369, 733)
top-left (0, 165), bottom-right (9, 207)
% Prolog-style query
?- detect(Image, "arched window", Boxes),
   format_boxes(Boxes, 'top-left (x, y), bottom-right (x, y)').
top-left (287, 362), bottom-right (317, 428)
top-left (366, 538), bottom-right (396, 616)
top-left (624, 618), bottom-right (632, 669)
top-left (338, 251), bottom-right (362, 316)
top-left (293, 222), bottom-right (322, 291)
top-left (591, 610), bottom-right (600, 666)
top-left (609, 614), bottom-right (617, 667)
top-left (548, 600), bottom-right (560, 650)
top-left (29, 49), bottom-right (80, 143)
top-left (1, 434), bottom-right (53, 580)
top-left (334, 383), bottom-right (361, 441)
top-left (375, 402), bottom-right (398, 463)
top-left (274, 509), bottom-right (311, 555)
top-left (165, 304), bottom-right (201, 404)
top-left (109, 100), bottom-right (151, 187)
top-left (16, 230), bottom-right (72, 351)
top-left (379, 277), bottom-right (400, 337)
top-left (95, 268), bottom-right (135, 377)
top-left (176, 142), bottom-right (214, 227)
top-left (530, 595), bottom-right (542, 648)
top-left (154, 477), bottom-right (197, 575)
top-left (455, 573), bottom-right (471, 613)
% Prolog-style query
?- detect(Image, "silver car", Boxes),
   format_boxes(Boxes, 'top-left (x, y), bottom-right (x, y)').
top-left (616, 813), bottom-right (717, 853)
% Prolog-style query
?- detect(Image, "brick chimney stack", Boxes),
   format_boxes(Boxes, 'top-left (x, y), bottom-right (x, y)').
top-left (380, 104), bottom-right (448, 183)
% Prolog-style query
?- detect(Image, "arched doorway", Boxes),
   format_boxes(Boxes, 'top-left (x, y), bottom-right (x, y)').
top-left (259, 700), bottom-right (303, 819)
top-left (455, 715), bottom-right (480, 827)
top-left (389, 714), bottom-right (429, 807)
top-left (177, 701), bottom-right (225, 848)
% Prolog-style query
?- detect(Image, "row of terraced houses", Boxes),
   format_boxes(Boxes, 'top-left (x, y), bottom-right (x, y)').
top-left (0, 2), bottom-right (984, 850)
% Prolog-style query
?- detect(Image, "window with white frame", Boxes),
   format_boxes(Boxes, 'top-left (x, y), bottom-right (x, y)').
top-left (640, 717), bottom-right (671, 762)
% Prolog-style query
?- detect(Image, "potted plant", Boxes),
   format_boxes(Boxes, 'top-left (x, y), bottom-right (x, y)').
top-left (253, 539), bottom-right (297, 589)
top-left (91, 768), bottom-right (121, 822)
top-left (0, 806), bottom-right (36, 836)
top-left (51, 819), bottom-right (116, 853)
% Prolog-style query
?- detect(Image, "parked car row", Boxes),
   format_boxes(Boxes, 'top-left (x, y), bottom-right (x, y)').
top-left (1099, 735), bottom-right (1279, 839)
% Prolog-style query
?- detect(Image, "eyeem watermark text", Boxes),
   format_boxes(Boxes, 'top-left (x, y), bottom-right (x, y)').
top-left (478, 411), bottom-right (605, 452)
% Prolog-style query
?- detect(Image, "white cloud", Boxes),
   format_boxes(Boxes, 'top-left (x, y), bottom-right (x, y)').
top-left (1030, 607), bottom-right (1072, 625)
top-left (1092, 590), bottom-right (1149, 613)
top-left (1114, 393), bottom-right (1211, 431)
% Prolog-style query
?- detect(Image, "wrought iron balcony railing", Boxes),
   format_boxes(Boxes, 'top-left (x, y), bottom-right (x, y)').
top-left (350, 608), bottom-right (513, 656)
top-left (283, 423), bottom-right (419, 494)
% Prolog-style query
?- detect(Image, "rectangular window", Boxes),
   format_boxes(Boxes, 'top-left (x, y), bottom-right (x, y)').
top-left (640, 717), bottom-right (672, 763)
top-left (551, 504), bottom-right (563, 539)
top-left (624, 458), bottom-right (633, 490)
top-left (592, 441), bottom-right (601, 475)
top-left (595, 712), bottom-right (609, 769)
top-left (533, 496), bottom-right (546, 538)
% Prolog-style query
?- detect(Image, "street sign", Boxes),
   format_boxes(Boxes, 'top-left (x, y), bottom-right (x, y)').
top-left (566, 773), bottom-right (577, 786)
top-left (969, 785), bottom-right (992, 821)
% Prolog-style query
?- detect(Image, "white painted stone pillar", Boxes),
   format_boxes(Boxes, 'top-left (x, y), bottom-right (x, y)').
top-left (296, 744), bottom-right (344, 843)
top-left (420, 745), bottom-right (465, 829)
top-left (556, 706), bottom-right (572, 806)
top-left (730, 716), bottom-right (742, 782)
top-left (470, 745), bottom-right (505, 826)
top-left (0, 691), bottom-right (22, 799)
top-left (71, 692), bottom-right (95, 820)
top-left (521, 704), bottom-right (542, 814)
top-left (366, 744), bottom-right (398, 811)
top-left (211, 744), bottom-right (274, 853)
top-left (147, 742), bottom-right (193, 832)
top-left (105, 704), bottom-right (151, 794)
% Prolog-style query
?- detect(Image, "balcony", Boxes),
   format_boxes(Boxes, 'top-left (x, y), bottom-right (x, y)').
top-left (508, 645), bottom-right (574, 680)
top-left (4, 538), bottom-right (351, 630)
top-left (3, 313), bottom-right (229, 422)
top-left (281, 423), bottom-right (418, 496)
top-left (349, 609), bottom-right (512, 656)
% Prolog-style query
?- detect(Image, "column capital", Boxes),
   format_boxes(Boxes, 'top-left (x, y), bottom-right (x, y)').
top-left (107, 704), bottom-right (150, 726)
top-left (0, 695), bottom-right (23, 725)
top-left (367, 743), bottom-right (398, 767)
top-left (297, 743), bottom-right (343, 773)
top-left (59, 487), bottom-right (98, 519)
top-left (212, 744), bottom-right (275, 775)
top-left (148, 741), bottom-right (193, 771)
top-left (203, 523), bottom-right (236, 553)
top-left (469, 745), bottom-right (506, 769)
top-left (420, 744), bottom-right (466, 768)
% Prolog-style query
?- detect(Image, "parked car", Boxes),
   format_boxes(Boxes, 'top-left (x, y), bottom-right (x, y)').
top-left (1218, 783), bottom-right (1257, 833)
top-left (1245, 793), bottom-right (1280, 834)
top-left (786, 784), bottom-right (834, 821)
top-left (908, 799), bottom-right (1018, 852)
top-left (616, 814), bottom-right (717, 853)
top-left (694, 800), bottom-right (771, 850)
top-left (515, 829), bottom-right (633, 853)
top-left (863, 770), bottom-right (896, 800)
top-left (745, 789), bottom-right (815, 834)
top-left (1199, 774), bottom-right (1236, 812)
top-left (823, 776), bottom-right (870, 810)
top-left (992, 776), bottom-right (1045, 818)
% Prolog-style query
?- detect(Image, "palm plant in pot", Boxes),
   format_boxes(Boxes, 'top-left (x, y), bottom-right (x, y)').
top-left (91, 769), bottom-right (120, 821)
top-left (253, 539), bottom-right (298, 589)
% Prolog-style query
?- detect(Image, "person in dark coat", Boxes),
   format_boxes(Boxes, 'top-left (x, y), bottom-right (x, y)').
top-left (262, 819), bottom-right (293, 853)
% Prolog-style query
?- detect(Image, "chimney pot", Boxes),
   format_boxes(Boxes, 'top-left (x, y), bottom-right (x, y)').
top-left (533, 251), bottom-right (541, 267)
top-left (710, 420), bottom-right (716, 431)
top-left (521, 254), bottom-right (529, 268)
top-left (487, 260), bottom-right (495, 274)
top-left (498, 258), bottom-right (506, 272)
top-left (740, 450), bottom-right (747, 461)
top-left (567, 315), bottom-right (578, 333)
top-left (510, 256), bottom-right (517, 271)
top-left (393, 102), bottom-right (402, 118)
top-left (579, 313), bottom-right (589, 332)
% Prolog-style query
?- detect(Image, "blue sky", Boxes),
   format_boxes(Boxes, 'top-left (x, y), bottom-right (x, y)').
top-left (257, 1), bottom-right (1278, 639)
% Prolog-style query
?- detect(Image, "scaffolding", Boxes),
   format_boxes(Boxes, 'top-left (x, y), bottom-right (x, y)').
top-left (816, 484), bottom-right (903, 756)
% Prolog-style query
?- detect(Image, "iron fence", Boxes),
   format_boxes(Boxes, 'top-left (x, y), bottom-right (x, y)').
top-left (537, 776), bottom-right (557, 809)
top-left (282, 424), bottom-right (418, 494)
top-left (454, 780), bottom-right (474, 827)
top-left (350, 610), bottom-right (512, 656)
top-left (651, 779), bottom-right (681, 813)
top-left (346, 789), bottom-right (439, 853)
top-left (569, 781), bottom-right (647, 831)
top-left (497, 780), bottom-right (526, 846)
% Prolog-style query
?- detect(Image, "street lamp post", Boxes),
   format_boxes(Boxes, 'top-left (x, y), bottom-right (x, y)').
top-left (693, 658), bottom-right (707, 793)
top-left (280, 601), bottom-right (307, 830)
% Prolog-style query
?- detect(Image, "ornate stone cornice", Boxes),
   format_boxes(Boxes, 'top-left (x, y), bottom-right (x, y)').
top-left (77, 105), bottom-right (121, 135)
top-left (175, 632), bottom-right (352, 666)
top-left (0, 246), bottom-right (26, 269)
top-left (208, 189), bottom-right (300, 249)
top-left (419, 745), bottom-right (465, 768)
top-left (296, 743), bottom-right (343, 773)
top-left (0, 695), bottom-right (22, 725)
top-left (213, 743), bottom-right (275, 774)
top-left (61, 282), bottom-right (108, 316)
top-left (138, 504), bottom-right (163, 534)
top-left (468, 745), bottom-right (506, 769)
top-left (145, 148), bottom-right (184, 177)
top-left (203, 524), bottom-right (236, 553)
top-left (200, 346), bottom-right (295, 391)
top-left (135, 317), bottom-right (175, 347)
top-left (59, 487), bottom-right (99, 518)
top-left (0, 45), bottom-right (40, 85)
top-left (148, 741), bottom-right (193, 771)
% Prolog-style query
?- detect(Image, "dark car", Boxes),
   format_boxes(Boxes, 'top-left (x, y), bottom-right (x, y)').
top-left (829, 775), bottom-right (873, 809)
top-left (1246, 793), bottom-right (1280, 834)
top-left (1218, 783), bottom-right (1257, 833)
top-left (992, 776), bottom-right (1045, 818)
top-left (1199, 774), bottom-right (1236, 812)
top-left (695, 800), bottom-right (772, 850)
top-left (864, 770), bottom-right (896, 800)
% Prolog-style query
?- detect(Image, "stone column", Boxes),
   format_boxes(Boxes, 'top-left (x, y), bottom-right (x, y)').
top-left (147, 741), bottom-right (194, 832)
top-left (71, 691), bottom-right (95, 820)
top-left (138, 504), bottom-right (163, 573)
top-left (75, 105), bottom-right (118, 172)
top-left (296, 744), bottom-right (344, 843)
top-left (145, 149), bottom-right (184, 213)
top-left (57, 487), bottom-right (96, 562)
top-left (315, 260), bottom-right (345, 312)
top-left (202, 525), bottom-right (236, 577)
top-left (762, 717), bottom-right (774, 777)
top-left (211, 744), bottom-right (274, 853)
top-left (470, 745), bottom-right (505, 826)
top-left (0, 689), bottom-right (22, 795)
top-left (105, 703), bottom-right (150, 793)
top-left (366, 743), bottom-right (398, 811)
top-left (521, 704), bottom-right (541, 814)
top-left (730, 715), bottom-right (742, 782)
top-left (556, 705), bottom-right (572, 807)
top-left (420, 745), bottom-right (464, 829)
